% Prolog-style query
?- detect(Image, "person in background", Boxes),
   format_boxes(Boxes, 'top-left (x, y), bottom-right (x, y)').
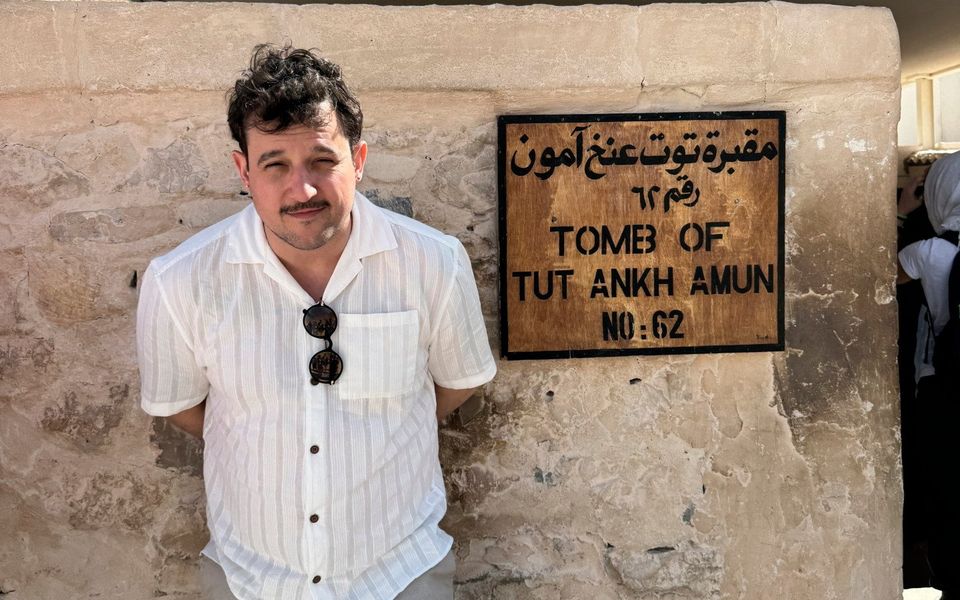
top-left (897, 150), bottom-right (960, 600)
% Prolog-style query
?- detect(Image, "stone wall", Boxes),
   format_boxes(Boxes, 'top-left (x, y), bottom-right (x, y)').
top-left (0, 2), bottom-right (901, 599)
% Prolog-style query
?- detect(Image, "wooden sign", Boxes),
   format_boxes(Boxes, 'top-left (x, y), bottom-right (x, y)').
top-left (497, 112), bottom-right (785, 359)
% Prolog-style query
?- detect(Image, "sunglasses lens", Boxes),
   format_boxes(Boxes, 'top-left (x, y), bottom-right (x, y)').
top-left (303, 304), bottom-right (338, 339)
top-left (309, 348), bottom-right (343, 385)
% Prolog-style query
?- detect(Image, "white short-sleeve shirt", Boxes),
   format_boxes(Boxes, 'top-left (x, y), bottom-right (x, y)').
top-left (136, 192), bottom-right (497, 600)
top-left (899, 237), bottom-right (960, 380)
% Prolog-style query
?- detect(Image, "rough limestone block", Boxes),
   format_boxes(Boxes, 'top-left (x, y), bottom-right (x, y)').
top-left (0, 3), bottom-right (901, 95)
top-left (0, 335), bottom-right (56, 396)
top-left (123, 136), bottom-right (211, 193)
top-left (0, 249), bottom-right (26, 334)
top-left (76, 2), bottom-right (289, 92)
top-left (40, 381), bottom-right (134, 452)
top-left (53, 125), bottom-right (144, 193)
top-left (491, 88), bottom-right (645, 118)
top-left (285, 5), bottom-right (644, 91)
top-left (0, 2), bottom-right (901, 599)
top-left (49, 206), bottom-right (176, 243)
top-left (175, 197), bottom-right (249, 230)
top-left (25, 245), bottom-right (140, 326)
top-left (363, 152), bottom-right (423, 184)
top-left (768, 1), bottom-right (900, 83)
top-left (638, 3), bottom-right (776, 86)
top-left (0, 2), bottom-right (81, 94)
top-left (605, 541), bottom-right (723, 597)
top-left (0, 93), bottom-right (98, 140)
top-left (0, 143), bottom-right (90, 210)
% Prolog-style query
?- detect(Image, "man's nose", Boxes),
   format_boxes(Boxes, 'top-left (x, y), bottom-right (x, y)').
top-left (290, 168), bottom-right (318, 201)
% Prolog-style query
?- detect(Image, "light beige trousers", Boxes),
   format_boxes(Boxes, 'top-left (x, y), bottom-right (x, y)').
top-left (199, 550), bottom-right (455, 600)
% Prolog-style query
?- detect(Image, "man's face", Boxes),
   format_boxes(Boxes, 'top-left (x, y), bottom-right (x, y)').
top-left (232, 107), bottom-right (367, 257)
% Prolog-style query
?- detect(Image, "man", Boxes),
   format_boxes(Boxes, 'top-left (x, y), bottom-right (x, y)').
top-left (136, 44), bottom-right (497, 599)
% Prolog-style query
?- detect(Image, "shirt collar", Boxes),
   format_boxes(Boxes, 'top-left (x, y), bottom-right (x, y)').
top-left (223, 192), bottom-right (398, 302)
top-left (222, 203), bottom-right (267, 265)
top-left (345, 190), bottom-right (399, 262)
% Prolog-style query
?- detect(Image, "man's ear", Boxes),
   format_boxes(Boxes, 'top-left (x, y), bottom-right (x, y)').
top-left (352, 141), bottom-right (368, 181)
top-left (232, 150), bottom-right (250, 188)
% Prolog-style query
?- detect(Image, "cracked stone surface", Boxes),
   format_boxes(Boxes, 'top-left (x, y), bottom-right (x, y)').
top-left (0, 2), bottom-right (901, 599)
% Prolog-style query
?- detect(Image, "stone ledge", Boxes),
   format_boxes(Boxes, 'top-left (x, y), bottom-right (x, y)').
top-left (0, 1), bottom-right (900, 95)
top-left (637, 3), bottom-right (777, 87)
top-left (0, 1), bottom-right (81, 94)
top-left (766, 1), bottom-right (900, 83)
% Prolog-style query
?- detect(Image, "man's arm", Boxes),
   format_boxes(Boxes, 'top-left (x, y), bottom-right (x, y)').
top-left (428, 242), bottom-right (497, 422)
top-left (138, 263), bottom-right (211, 434)
top-left (166, 401), bottom-right (206, 439)
top-left (435, 385), bottom-right (479, 421)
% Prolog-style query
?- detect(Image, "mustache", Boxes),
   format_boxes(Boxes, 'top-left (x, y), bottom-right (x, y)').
top-left (280, 200), bottom-right (329, 214)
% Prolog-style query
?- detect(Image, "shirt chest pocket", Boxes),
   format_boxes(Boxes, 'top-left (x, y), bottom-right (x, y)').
top-left (333, 310), bottom-right (420, 399)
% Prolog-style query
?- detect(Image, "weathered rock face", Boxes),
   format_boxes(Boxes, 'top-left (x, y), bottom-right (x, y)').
top-left (0, 2), bottom-right (901, 599)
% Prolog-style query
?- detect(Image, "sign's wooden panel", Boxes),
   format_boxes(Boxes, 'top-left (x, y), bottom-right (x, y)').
top-left (497, 112), bottom-right (785, 359)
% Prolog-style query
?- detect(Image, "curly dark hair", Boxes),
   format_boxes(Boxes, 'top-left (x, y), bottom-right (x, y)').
top-left (227, 44), bottom-right (363, 156)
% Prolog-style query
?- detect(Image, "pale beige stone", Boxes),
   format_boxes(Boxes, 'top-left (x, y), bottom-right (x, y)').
top-left (285, 5), bottom-right (644, 91)
top-left (0, 2), bottom-right (902, 599)
top-left (26, 249), bottom-right (102, 325)
top-left (364, 152), bottom-right (423, 184)
top-left (53, 125), bottom-right (144, 193)
top-left (0, 2), bottom-right (81, 94)
top-left (25, 245), bottom-right (140, 325)
top-left (0, 249), bottom-right (26, 334)
top-left (363, 91), bottom-right (497, 132)
top-left (638, 3), bottom-right (776, 86)
top-left (175, 197), bottom-right (248, 229)
top-left (49, 206), bottom-right (176, 243)
top-left (40, 3), bottom-right (646, 93)
top-left (768, 2), bottom-right (901, 83)
top-left (0, 335), bottom-right (56, 395)
top-left (123, 136), bottom-right (210, 193)
top-left (0, 3), bottom-right (902, 95)
top-left (0, 142), bottom-right (90, 210)
top-left (0, 92), bottom-right (98, 139)
top-left (76, 2), bottom-right (289, 92)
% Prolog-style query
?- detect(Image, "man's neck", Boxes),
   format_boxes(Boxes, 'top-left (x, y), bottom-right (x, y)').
top-left (266, 224), bottom-right (351, 302)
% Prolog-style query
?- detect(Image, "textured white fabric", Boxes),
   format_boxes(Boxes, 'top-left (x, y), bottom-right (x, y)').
top-left (137, 192), bottom-right (496, 600)
top-left (900, 237), bottom-right (960, 380)
top-left (200, 551), bottom-right (455, 599)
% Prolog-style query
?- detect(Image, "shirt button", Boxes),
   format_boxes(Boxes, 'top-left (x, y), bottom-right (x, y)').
top-left (312, 575), bottom-right (322, 584)
top-left (310, 445), bottom-right (319, 454)
top-left (309, 514), bottom-right (319, 523)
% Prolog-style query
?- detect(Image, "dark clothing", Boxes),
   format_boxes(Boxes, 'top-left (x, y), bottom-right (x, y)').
top-left (917, 374), bottom-right (960, 594)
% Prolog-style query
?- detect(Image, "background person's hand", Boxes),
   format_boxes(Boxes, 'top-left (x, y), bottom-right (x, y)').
top-left (898, 173), bottom-right (927, 216)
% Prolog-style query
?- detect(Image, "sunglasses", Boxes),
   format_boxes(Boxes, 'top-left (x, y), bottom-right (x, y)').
top-left (302, 301), bottom-right (343, 385)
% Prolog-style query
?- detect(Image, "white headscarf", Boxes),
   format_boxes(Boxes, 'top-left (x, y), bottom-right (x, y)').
top-left (925, 150), bottom-right (960, 235)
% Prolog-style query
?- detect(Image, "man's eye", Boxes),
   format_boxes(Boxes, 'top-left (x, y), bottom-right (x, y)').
top-left (264, 163), bottom-right (284, 169)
